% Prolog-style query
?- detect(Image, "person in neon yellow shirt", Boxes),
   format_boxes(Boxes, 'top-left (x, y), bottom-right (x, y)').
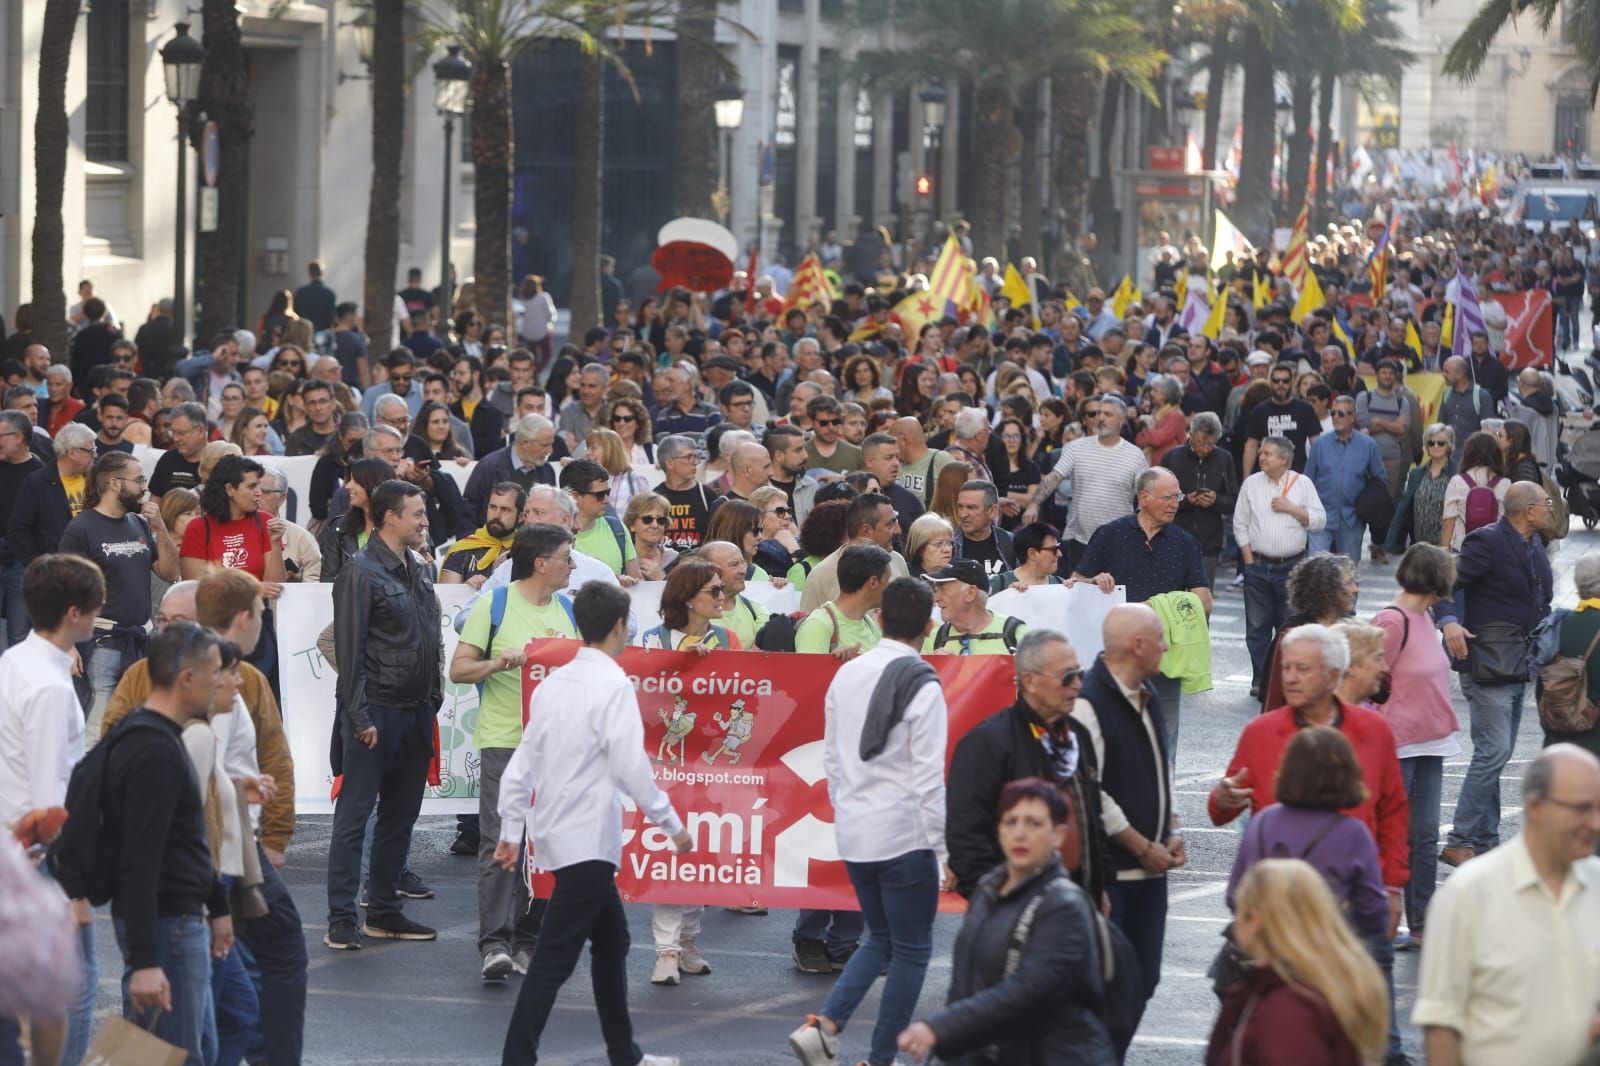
top-left (560, 459), bottom-right (641, 584)
top-left (923, 560), bottom-right (1028, 655)
top-left (795, 545), bottom-right (890, 658)
top-left (702, 541), bottom-right (771, 649)
top-left (450, 523), bottom-right (578, 982)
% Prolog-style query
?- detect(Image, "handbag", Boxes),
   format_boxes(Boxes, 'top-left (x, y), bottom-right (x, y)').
top-left (1469, 620), bottom-right (1533, 684)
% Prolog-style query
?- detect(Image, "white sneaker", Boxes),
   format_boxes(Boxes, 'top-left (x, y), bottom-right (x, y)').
top-left (481, 950), bottom-right (513, 982)
top-left (1231, 571), bottom-right (1246, 588)
top-left (650, 950), bottom-right (680, 986)
top-left (678, 937), bottom-right (711, 975)
top-left (638, 1056), bottom-right (680, 1066)
top-left (788, 1015), bottom-right (839, 1066)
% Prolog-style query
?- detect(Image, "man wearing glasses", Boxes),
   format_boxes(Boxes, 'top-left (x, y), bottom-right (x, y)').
top-left (654, 434), bottom-right (724, 552)
top-left (0, 410), bottom-right (43, 647)
top-left (559, 459), bottom-right (641, 584)
top-left (1241, 361), bottom-right (1322, 475)
top-left (803, 395), bottom-right (861, 477)
top-left (1304, 394), bottom-right (1386, 564)
top-left (59, 451), bottom-right (179, 740)
top-left (6, 424), bottom-right (97, 584)
top-left (150, 402), bottom-right (211, 497)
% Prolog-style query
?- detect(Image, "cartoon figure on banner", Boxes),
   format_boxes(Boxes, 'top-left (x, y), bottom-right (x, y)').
top-left (656, 696), bottom-right (697, 764)
top-left (703, 698), bottom-right (755, 765)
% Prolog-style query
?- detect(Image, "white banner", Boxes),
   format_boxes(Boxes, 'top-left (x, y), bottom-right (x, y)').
top-left (986, 583), bottom-right (1126, 663)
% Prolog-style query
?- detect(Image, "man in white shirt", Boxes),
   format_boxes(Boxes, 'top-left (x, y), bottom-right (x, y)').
top-left (494, 582), bottom-right (688, 1066)
top-left (788, 578), bottom-right (948, 1066)
top-left (1414, 745), bottom-right (1600, 1066)
top-left (1232, 435), bottom-right (1326, 696)
top-left (0, 554), bottom-right (104, 1066)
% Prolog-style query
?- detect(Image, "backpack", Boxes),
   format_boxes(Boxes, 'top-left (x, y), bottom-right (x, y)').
top-left (644, 623), bottom-right (731, 650)
top-left (1542, 472), bottom-right (1571, 540)
top-left (598, 515), bottom-right (628, 566)
top-left (47, 712), bottom-right (174, 906)
top-left (485, 584), bottom-right (576, 651)
top-left (817, 602), bottom-right (882, 652)
top-left (933, 614), bottom-right (1024, 654)
top-left (1461, 471), bottom-right (1505, 534)
top-left (1537, 623), bottom-right (1600, 734)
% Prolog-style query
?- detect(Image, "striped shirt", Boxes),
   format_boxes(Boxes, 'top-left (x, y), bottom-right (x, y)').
top-left (1050, 437), bottom-right (1147, 545)
top-left (1232, 469), bottom-right (1326, 559)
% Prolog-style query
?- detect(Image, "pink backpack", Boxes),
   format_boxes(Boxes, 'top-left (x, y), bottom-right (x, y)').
top-left (1461, 471), bottom-right (1504, 534)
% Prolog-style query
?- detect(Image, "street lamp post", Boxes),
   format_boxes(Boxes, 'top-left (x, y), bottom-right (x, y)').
top-left (713, 83), bottom-right (745, 224)
top-left (161, 22), bottom-right (205, 356)
top-left (919, 79), bottom-right (947, 242)
top-left (433, 45), bottom-right (471, 336)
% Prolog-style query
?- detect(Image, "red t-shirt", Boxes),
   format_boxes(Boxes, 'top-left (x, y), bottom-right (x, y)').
top-left (180, 513), bottom-right (272, 578)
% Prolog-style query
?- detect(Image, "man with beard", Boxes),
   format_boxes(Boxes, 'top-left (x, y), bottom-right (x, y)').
top-left (439, 483), bottom-right (524, 588)
top-left (58, 451), bottom-right (179, 738)
top-left (1241, 362), bottom-right (1321, 474)
top-left (93, 393), bottom-right (136, 455)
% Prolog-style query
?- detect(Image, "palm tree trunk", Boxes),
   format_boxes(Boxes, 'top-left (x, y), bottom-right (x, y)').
top-left (1050, 70), bottom-right (1096, 250)
top-left (568, 48), bottom-right (604, 333)
top-left (1018, 80), bottom-right (1043, 264)
top-left (195, 0), bottom-right (250, 342)
top-left (1286, 73), bottom-right (1313, 222)
top-left (1201, 21), bottom-right (1229, 171)
top-left (361, 0), bottom-right (404, 354)
top-left (1314, 67), bottom-right (1336, 230)
top-left (1233, 22), bottom-right (1275, 244)
top-left (471, 58), bottom-right (513, 331)
top-left (672, 0), bottom-right (717, 219)
top-left (970, 84), bottom-right (1012, 261)
top-left (1089, 75), bottom-right (1122, 252)
top-left (31, 0), bottom-right (77, 362)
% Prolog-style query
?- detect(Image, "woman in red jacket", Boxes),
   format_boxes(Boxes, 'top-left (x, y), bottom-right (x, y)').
top-left (1205, 858), bottom-right (1388, 1065)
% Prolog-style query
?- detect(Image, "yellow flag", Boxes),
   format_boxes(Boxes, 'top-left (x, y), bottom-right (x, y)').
top-left (1331, 314), bottom-right (1354, 352)
top-left (1110, 275), bottom-right (1135, 318)
top-left (1290, 268), bottom-right (1327, 323)
top-left (1201, 283), bottom-right (1228, 339)
top-left (1440, 302), bottom-right (1454, 350)
top-left (1404, 320), bottom-right (1423, 362)
top-left (1064, 295), bottom-right (1082, 313)
top-left (1252, 273), bottom-right (1270, 312)
top-left (1174, 270), bottom-right (1188, 308)
top-left (1000, 263), bottom-right (1036, 325)
top-left (892, 289), bottom-right (944, 341)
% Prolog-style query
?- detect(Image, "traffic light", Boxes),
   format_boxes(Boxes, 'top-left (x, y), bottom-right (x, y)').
top-left (915, 173), bottom-right (932, 198)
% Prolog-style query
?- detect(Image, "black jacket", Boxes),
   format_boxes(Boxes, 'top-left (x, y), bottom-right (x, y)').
top-left (463, 444), bottom-right (556, 525)
top-left (947, 699), bottom-right (1110, 904)
top-left (452, 397), bottom-right (507, 459)
top-left (317, 511), bottom-right (366, 586)
top-left (928, 860), bottom-right (1116, 1066)
top-left (1166, 441), bottom-right (1239, 556)
top-left (953, 524), bottom-right (1017, 569)
top-left (333, 533), bottom-right (443, 732)
top-left (1077, 656), bottom-right (1170, 875)
top-left (5, 464), bottom-right (73, 565)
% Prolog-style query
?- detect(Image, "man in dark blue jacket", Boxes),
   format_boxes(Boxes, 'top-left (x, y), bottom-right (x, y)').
top-left (5, 424), bottom-right (94, 571)
top-left (1436, 480), bottom-right (1553, 866)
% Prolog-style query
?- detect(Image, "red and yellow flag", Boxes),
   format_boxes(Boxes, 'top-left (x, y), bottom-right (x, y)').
top-left (783, 253), bottom-right (834, 312)
top-left (1283, 197), bottom-right (1310, 289)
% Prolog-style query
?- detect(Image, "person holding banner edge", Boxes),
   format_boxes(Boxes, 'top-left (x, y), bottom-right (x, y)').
top-left (495, 581), bottom-right (689, 1066)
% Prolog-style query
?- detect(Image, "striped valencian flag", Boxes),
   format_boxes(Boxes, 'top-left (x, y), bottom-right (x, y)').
top-left (1283, 197), bottom-right (1310, 288)
top-left (1450, 265), bottom-right (1486, 358)
top-left (926, 234), bottom-right (969, 319)
top-left (782, 253), bottom-right (832, 311)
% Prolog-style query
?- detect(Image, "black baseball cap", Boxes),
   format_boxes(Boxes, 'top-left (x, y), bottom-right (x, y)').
top-left (922, 560), bottom-right (988, 591)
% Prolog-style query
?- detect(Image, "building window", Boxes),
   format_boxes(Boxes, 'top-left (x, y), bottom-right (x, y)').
top-left (1555, 94), bottom-right (1589, 155)
top-left (86, 0), bottom-right (131, 162)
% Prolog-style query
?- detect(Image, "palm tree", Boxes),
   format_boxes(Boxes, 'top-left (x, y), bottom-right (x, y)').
top-left (851, 0), bottom-right (1162, 260)
top-left (1442, 0), bottom-right (1600, 100)
top-left (362, 0), bottom-right (406, 350)
top-left (672, 0), bottom-right (718, 219)
top-left (193, 0), bottom-right (251, 342)
top-left (570, 45), bottom-right (605, 332)
top-left (31, 0), bottom-right (77, 362)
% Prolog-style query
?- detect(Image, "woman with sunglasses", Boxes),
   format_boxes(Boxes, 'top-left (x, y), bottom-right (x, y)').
top-left (270, 344), bottom-right (309, 380)
top-left (602, 396), bottom-right (656, 465)
top-left (705, 499), bottom-right (784, 586)
top-left (749, 485), bottom-right (801, 578)
top-left (1384, 423), bottom-right (1456, 556)
top-left (637, 558), bottom-right (733, 988)
top-left (624, 491), bottom-right (677, 581)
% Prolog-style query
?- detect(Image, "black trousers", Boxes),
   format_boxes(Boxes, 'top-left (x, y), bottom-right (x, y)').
top-left (239, 842), bottom-right (308, 1065)
top-left (501, 860), bottom-right (641, 1066)
top-left (326, 706), bottom-right (432, 924)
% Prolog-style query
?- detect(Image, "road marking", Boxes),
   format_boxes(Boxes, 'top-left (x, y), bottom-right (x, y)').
top-left (1168, 882), bottom-right (1229, 903)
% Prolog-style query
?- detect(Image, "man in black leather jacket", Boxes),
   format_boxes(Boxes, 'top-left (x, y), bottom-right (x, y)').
top-left (325, 479), bottom-right (444, 950)
top-left (946, 628), bottom-right (1111, 906)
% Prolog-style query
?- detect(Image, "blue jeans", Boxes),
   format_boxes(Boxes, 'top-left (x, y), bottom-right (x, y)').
top-left (1399, 755), bottom-right (1444, 932)
top-left (820, 850), bottom-right (939, 1066)
top-left (0, 560), bottom-right (26, 649)
top-left (1448, 676), bottom-right (1526, 852)
top-left (210, 934), bottom-right (260, 1066)
top-left (792, 909), bottom-right (863, 955)
top-left (1309, 517), bottom-right (1364, 564)
top-left (0, 1016), bottom-right (20, 1066)
top-left (1107, 877), bottom-right (1167, 1008)
top-left (1151, 672), bottom-right (1182, 767)
top-left (1367, 931), bottom-right (1402, 1057)
top-left (114, 915), bottom-right (216, 1066)
top-left (39, 867), bottom-right (97, 1066)
top-left (1242, 559), bottom-right (1294, 687)
top-left (84, 633), bottom-right (127, 748)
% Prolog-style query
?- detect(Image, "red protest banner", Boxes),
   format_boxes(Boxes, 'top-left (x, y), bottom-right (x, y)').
top-left (1486, 289), bottom-right (1554, 369)
top-left (519, 644), bottom-right (1016, 911)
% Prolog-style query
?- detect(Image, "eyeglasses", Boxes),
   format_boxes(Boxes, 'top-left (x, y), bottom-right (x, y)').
top-left (390, 375), bottom-right (413, 385)
top-left (815, 418), bottom-right (841, 427)
top-left (114, 474), bottom-right (149, 486)
top-left (538, 552), bottom-right (575, 567)
top-left (612, 414), bottom-right (637, 424)
top-left (636, 514), bottom-right (669, 526)
top-left (1543, 796), bottom-right (1600, 818)
top-left (1333, 409), bottom-right (1355, 418)
top-left (1037, 543), bottom-right (1062, 554)
top-left (1270, 377), bottom-right (1293, 385)
top-left (1426, 439), bottom-right (1449, 448)
top-left (580, 488), bottom-right (611, 501)
top-left (1058, 667), bottom-right (1086, 686)
top-left (701, 584), bottom-right (727, 598)
top-left (766, 506), bottom-right (792, 518)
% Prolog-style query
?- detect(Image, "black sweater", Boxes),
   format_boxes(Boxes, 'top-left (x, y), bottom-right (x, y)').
top-left (107, 710), bottom-right (228, 969)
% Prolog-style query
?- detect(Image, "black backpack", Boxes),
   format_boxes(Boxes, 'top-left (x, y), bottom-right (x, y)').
top-left (932, 615), bottom-right (1025, 654)
top-left (47, 712), bottom-right (172, 905)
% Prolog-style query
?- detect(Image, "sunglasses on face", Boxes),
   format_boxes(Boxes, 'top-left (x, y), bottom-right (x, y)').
top-left (612, 414), bottom-right (637, 424)
top-left (815, 418), bottom-right (841, 427)
top-left (1270, 377), bottom-right (1293, 385)
top-left (701, 584), bottom-right (727, 598)
top-left (1427, 439), bottom-right (1449, 447)
top-left (580, 488), bottom-right (611, 501)
top-left (636, 514), bottom-right (669, 526)
top-left (767, 506), bottom-right (792, 518)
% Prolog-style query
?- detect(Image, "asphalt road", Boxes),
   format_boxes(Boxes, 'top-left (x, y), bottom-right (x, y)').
top-left (80, 532), bottom-right (1597, 1065)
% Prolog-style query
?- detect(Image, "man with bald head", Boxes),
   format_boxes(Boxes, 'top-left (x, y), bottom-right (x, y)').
top-left (889, 416), bottom-right (953, 511)
top-left (702, 540), bottom-right (770, 648)
top-left (1436, 480), bottom-right (1554, 868)
top-left (1438, 355), bottom-right (1496, 459)
top-left (1071, 603), bottom-right (1182, 1025)
top-left (1415, 745), bottom-right (1600, 1065)
top-left (725, 442), bottom-right (772, 503)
